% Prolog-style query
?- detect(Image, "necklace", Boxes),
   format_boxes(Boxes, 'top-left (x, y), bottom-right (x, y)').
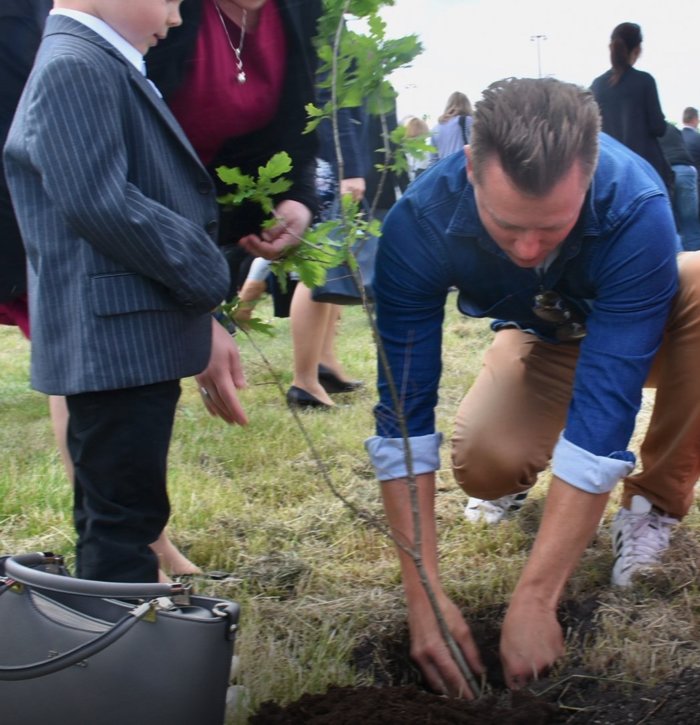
top-left (213, 1), bottom-right (248, 84)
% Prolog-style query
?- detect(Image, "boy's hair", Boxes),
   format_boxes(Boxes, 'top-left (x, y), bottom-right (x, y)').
top-left (683, 107), bottom-right (699, 125)
top-left (469, 77), bottom-right (601, 196)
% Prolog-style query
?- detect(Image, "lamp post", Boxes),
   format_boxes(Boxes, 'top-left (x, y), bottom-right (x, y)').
top-left (530, 34), bottom-right (547, 78)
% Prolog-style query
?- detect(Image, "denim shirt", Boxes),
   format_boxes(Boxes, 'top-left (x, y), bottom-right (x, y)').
top-left (366, 134), bottom-right (679, 494)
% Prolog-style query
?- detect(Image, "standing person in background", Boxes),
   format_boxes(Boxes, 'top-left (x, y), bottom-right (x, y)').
top-left (0, 0), bottom-right (202, 580)
top-left (403, 116), bottom-right (432, 181)
top-left (0, 0), bottom-right (51, 338)
top-left (681, 107), bottom-right (700, 206)
top-left (285, 101), bottom-right (367, 410)
top-left (658, 122), bottom-right (700, 250)
top-left (591, 22), bottom-right (673, 193)
top-left (431, 91), bottom-right (473, 160)
top-left (286, 96), bottom-right (406, 409)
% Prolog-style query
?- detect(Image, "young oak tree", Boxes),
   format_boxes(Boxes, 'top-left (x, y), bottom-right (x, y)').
top-left (216, 0), bottom-right (478, 697)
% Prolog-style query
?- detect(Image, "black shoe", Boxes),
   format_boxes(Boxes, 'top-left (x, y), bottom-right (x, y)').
top-left (318, 364), bottom-right (363, 394)
top-left (286, 385), bottom-right (332, 409)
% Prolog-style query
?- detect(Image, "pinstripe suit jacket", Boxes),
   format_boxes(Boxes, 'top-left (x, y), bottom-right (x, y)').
top-left (3, 15), bottom-right (230, 395)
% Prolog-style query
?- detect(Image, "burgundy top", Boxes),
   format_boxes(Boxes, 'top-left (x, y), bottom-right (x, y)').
top-left (167, 0), bottom-right (287, 166)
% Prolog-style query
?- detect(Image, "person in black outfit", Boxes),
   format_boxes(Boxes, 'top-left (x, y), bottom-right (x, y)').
top-left (681, 107), bottom-right (700, 210)
top-left (659, 122), bottom-right (700, 250)
top-left (0, 0), bottom-right (52, 326)
top-left (591, 22), bottom-right (673, 193)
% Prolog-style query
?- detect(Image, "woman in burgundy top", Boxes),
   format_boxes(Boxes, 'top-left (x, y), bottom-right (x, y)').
top-left (147, 0), bottom-right (322, 426)
top-left (147, 0), bottom-right (321, 283)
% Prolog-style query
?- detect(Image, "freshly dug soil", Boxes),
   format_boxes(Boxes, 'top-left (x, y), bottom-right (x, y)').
top-left (250, 669), bottom-right (700, 724)
top-left (251, 685), bottom-right (555, 724)
top-left (249, 595), bottom-right (700, 724)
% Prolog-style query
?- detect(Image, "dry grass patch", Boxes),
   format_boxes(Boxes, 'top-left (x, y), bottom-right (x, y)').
top-left (2, 303), bottom-right (700, 723)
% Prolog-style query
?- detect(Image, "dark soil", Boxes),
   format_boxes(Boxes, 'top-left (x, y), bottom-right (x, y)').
top-left (249, 597), bottom-right (700, 724)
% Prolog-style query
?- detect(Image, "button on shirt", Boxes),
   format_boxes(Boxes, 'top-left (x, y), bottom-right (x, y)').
top-left (366, 133), bottom-right (679, 495)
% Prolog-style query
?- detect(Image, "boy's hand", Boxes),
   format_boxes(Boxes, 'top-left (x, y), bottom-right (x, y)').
top-left (195, 318), bottom-right (248, 425)
top-left (238, 200), bottom-right (312, 260)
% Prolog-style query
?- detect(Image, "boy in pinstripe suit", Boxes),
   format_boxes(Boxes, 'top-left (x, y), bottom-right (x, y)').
top-left (4, 0), bottom-right (248, 582)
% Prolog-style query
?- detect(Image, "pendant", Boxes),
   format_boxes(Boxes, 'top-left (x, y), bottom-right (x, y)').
top-left (237, 71), bottom-right (247, 84)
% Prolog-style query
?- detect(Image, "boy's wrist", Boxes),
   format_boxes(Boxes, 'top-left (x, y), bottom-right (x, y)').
top-left (212, 309), bottom-right (237, 336)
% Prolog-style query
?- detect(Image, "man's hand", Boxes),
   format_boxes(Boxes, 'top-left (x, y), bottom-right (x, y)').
top-left (500, 590), bottom-right (565, 688)
top-left (238, 199), bottom-right (312, 260)
top-left (407, 591), bottom-right (485, 698)
top-left (195, 318), bottom-right (248, 425)
top-left (498, 476), bottom-right (608, 688)
top-left (381, 473), bottom-right (485, 698)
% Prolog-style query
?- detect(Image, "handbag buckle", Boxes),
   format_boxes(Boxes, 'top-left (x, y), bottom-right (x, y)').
top-left (41, 552), bottom-right (66, 574)
top-left (213, 602), bottom-right (240, 640)
top-left (170, 581), bottom-right (192, 607)
top-left (0, 577), bottom-right (23, 594)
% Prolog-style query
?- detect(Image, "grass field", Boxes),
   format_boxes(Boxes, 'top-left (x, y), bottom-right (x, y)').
top-left (1, 296), bottom-right (698, 722)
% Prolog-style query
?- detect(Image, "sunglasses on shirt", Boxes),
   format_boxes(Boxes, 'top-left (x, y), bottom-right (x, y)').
top-left (532, 290), bottom-right (587, 342)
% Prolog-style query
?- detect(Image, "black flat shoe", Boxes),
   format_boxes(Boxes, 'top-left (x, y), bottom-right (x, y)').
top-left (286, 385), bottom-right (332, 409)
top-left (318, 364), bottom-right (364, 394)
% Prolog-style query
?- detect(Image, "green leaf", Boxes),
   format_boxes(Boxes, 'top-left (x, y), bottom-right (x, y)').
top-left (305, 103), bottom-right (324, 118)
top-left (258, 152), bottom-right (292, 180)
top-left (242, 317), bottom-right (276, 336)
top-left (216, 166), bottom-right (253, 187)
top-left (261, 178), bottom-right (293, 196)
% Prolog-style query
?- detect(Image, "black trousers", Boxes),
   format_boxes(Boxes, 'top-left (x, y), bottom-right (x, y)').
top-left (66, 380), bottom-right (181, 582)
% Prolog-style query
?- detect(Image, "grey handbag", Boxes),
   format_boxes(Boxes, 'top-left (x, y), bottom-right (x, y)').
top-left (0, 553), bottom-right (240, 725)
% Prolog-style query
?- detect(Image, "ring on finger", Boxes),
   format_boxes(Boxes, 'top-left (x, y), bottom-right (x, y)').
top-left (200, 386), bottom-right (210, 398)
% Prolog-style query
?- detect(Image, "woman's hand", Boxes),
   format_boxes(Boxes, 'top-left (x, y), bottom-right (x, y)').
top-left (239, 199), bottom-right (312, 260)
top-left (340, 177), bottom-right (366, 202)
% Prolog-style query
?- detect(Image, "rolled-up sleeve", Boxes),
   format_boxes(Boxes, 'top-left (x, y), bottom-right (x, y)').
top-left (552, 432), bottom-right (635, 493)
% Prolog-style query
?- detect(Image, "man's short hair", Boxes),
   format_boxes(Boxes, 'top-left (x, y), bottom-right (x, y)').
top-left (683, 107), bottom-right (699, 125)
top-left (469, 77), bottom-right (601, 196)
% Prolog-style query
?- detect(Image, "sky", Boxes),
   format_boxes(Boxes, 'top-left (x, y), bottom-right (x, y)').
top-left (371, 0), bottom-right (696, 127)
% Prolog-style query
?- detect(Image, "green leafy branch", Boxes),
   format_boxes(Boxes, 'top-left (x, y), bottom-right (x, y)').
top-left (214, 0), bottom-right (481, 696)
top-left (216, 151), bottom-right (293, 217)
top-left (214, 152), bottom-right (351, 330)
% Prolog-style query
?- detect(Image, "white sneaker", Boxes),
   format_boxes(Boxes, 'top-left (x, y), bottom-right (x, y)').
top-left (610, 495), bottom-right (679, 586)
top-left (463, 492), bottom-right (529, 524)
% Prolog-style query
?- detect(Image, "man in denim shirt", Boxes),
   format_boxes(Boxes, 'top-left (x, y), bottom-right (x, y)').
top-left (366, 78), bottom-right (700, 697)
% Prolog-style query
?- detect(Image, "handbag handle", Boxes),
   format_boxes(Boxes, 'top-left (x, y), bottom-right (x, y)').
top-left (4, 553), bottom-right (186, 598)
top-left (0, 599), bottom-right (153, 681)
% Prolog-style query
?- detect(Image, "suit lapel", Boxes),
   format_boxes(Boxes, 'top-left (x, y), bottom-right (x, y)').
top-left (126, 68), bottom-right (208, 173)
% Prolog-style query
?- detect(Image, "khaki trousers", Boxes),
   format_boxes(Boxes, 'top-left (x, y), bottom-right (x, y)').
top-left (451, 252), bottom-right (700, 519)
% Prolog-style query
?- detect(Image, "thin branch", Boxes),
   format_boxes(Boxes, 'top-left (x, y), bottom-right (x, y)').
top-left (324, 6), bottom-right (481, 699)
